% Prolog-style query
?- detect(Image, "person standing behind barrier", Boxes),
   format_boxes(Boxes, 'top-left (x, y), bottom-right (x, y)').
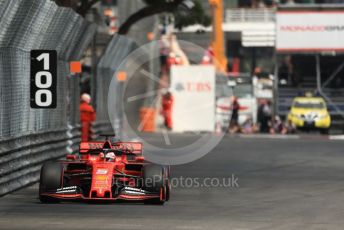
top-left (228, 96), bottom-right (240, 133)
top-left (230, 96), bottom-right (240, 125)
top-left (161, 91), bottom-right (174, 130)
top-left (258, 100), bottom-right (272, 133)
top-left (80, 93), bottom-right (96, 141)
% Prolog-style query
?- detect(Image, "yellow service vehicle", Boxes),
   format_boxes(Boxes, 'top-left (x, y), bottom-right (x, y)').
top-left (287, 97), bottom-right (331, 134)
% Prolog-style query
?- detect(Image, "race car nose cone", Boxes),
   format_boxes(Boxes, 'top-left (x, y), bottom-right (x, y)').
top-left (90, 189), bottom-right (111, 198)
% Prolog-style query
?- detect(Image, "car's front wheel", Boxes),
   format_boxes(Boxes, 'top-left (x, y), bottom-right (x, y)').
top-left (39, 162), bottom-right (63, 203)
top-left (143, 164), bottom-right (166, 205)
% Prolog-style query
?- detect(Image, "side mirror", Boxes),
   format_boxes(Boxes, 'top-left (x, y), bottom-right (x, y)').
top-left (136, 156), bottom-right (145, 162)
top-left (66, 154), bottom-right (77, 160)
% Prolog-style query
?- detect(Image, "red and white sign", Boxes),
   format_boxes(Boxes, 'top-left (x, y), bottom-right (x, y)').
top-left (170, 65), bottom-right (215, 132)
top-left (276, 11), bottom-right (344, 52)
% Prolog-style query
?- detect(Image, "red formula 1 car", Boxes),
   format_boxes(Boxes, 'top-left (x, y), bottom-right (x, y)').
top-left (39, 135), bottom-right (170, 204)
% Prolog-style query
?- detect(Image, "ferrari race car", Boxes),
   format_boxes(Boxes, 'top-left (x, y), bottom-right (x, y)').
top-left (39, 135), bottom-right (170, 204)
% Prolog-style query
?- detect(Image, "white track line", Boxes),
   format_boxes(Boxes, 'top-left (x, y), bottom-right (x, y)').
top-left (162, 129), bottom-right (171, 145)
top-left (238, 134), bottom-right (300, 139)
top-left (329, 135), bottom-right (344, 140)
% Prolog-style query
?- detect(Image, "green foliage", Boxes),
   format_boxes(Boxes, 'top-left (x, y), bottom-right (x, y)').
top-left (119, 0), bottom-right (211, 34)
top-left (143, 0), bottom-right (181, 9)
top-left (143, 0), bottom-right (167, 6)
top-left (173, 0), bottom-right (211, 30)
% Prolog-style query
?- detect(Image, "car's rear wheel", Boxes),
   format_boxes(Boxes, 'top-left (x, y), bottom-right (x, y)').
top-left (143, 164), bottom-right (166, 205)
top-left (165, 183), bottom-right (170, 201)
top-left (39, 162), bottom-right (63, 203)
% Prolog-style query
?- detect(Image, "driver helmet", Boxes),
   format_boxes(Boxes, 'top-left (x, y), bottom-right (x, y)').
top-left (105, 152), bottom-right (116, 161)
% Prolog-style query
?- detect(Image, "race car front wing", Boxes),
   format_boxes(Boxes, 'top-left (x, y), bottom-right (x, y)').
top-left (40, 186), bottom-right (161, 201)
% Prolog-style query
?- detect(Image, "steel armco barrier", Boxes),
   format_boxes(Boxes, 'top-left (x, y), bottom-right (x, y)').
top-left (0, 0), bottom-right (96, 196)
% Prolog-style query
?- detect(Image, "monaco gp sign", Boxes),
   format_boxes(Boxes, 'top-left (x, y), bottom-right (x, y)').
top-left (276, 11), bottom-right (344, 52)
top-left (170, 65), bottom-right (215, 132)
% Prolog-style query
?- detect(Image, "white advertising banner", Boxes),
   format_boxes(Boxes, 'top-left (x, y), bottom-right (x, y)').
top-left (276, 11), bottom-right (344, 52)
top-left (170, 65), bottom-right (215, 132)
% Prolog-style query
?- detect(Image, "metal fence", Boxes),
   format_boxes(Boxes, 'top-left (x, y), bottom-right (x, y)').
top-left (0, 0), bottom-right (96, 195)
top-left (94, 35), bottom-right (156, 139)
top-left (94, 35), bottom-right (137, 137)
top-left (225, 8), bottom-right (275, 23)
top-left (94, 0), bottom-right (160, 139)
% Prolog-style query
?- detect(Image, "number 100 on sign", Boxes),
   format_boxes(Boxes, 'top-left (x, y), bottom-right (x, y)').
top-left (30, 50), bottom-right (57, 108)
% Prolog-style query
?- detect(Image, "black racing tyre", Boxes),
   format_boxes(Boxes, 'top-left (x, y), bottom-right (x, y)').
top-left (143, 164), bottom-right (165, 205)
top-left (39, 162), bottom-right (63, 203)
top-left (143, 164), bottom-right (165, 192)
top-left (164, 166), bottom-right (171, 201)
top-left (165, 183), bottom-right (170, 202)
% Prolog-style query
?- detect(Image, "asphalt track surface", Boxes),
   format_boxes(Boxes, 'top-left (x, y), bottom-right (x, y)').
top-left (1, 134), bottom-right (344, 230)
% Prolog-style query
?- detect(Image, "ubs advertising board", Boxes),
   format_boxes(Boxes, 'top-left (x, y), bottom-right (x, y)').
top-left (170, 65), bottom-right (215, 132)
top-left (276, 11), bottom-right (344, 52)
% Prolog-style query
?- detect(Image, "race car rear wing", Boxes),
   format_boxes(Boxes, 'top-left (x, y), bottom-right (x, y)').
top-left (113, 142), bottom-right (142, 154)
top-left (79, 141), bottom-right (142, 154)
